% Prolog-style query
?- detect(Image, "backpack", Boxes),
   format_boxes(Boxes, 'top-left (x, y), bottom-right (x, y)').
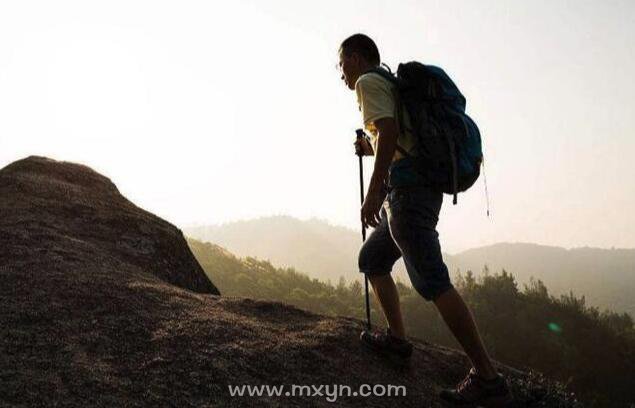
top-left (367, 62), bottom-right (483, 205)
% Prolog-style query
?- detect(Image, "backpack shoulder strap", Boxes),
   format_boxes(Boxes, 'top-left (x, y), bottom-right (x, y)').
top-left (363, 67), bottom-right (399, 86)
top-left (361, 68), bottom-right (411, 158)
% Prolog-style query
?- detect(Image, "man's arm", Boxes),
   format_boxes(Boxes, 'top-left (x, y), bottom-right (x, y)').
top-left (368, 117), bottom-right (399, 195)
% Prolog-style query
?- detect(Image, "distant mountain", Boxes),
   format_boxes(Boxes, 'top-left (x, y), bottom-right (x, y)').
top-left (185, 217), bottom-right (635, 316)
top-left (185, 216), bottom-right (394, 283)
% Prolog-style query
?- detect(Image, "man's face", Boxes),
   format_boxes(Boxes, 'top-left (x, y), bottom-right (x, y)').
top-left (338, 48), bottom-right (361, 91)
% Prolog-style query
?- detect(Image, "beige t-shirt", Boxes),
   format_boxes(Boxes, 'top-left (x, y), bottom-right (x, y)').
top-left (354, 72), bottom-right (417, 162)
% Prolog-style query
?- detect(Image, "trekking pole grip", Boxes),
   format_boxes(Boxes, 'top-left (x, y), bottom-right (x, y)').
top-left (355, 129), bottom-right (367, 241)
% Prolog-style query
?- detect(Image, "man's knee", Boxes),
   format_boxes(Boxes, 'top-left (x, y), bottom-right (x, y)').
top-left (358, 243), bottom-right (393, 276)
top-left (417, 282), bottom-right (454, 302)
top-left (408, 264), bottom-right (454, 302)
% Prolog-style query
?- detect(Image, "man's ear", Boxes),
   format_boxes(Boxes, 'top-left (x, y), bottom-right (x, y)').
top-left (350, 51), bottom-right (360, 66)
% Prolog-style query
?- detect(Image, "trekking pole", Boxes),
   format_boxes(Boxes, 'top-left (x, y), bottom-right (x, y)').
top-left (355, 128), bottom-right (372, 331)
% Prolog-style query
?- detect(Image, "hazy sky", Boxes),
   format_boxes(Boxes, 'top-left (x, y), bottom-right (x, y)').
top-left (1, 0), bottom-right (633, 253)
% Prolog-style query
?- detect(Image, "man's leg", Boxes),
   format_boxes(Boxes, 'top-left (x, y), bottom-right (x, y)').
top-left (433, 287), bottom-right (498, 380)
top-left (368, 274), bottom-right (406, 339)
top-left (358, 205), bottom-right (405, 339)
top-left (435, 287), bottom-right (512, 405)
top-left (384, 185), bottom-right (498, 380)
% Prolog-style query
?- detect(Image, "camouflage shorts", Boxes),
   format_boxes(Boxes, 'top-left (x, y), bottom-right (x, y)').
top-left (358, 184), bottom-right (453, 301)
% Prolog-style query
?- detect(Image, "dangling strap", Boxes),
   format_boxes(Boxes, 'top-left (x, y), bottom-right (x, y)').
top-left (445, 133), bottom-right (458, 205)
top-left (482, 155), bottom-right (490, 217)
top-left (390, 77), bottom-right (412, 159)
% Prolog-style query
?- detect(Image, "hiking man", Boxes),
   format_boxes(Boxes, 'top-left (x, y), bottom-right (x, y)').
top-left (338, 33), bottom-right (513, 406)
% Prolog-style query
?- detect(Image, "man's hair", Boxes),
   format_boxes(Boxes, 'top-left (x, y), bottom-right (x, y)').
top-left (340, 34), bottom-right (380, 66)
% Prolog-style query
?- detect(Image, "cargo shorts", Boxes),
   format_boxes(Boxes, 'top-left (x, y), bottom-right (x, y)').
top-left (358, 183), bottom-right (454, 301)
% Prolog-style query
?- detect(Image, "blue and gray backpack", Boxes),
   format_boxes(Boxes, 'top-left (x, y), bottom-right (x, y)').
top-left (367, 62), bottom-right (483, 205)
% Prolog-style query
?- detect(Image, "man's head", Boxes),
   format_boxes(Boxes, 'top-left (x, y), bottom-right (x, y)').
top-left (338, 34), bottom-right (380, 90)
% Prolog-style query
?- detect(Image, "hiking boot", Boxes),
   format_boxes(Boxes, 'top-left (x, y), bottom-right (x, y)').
top-left (440, 367), bottom-right (513, 407)
top-left (359, 327), bottom-right (413, 361)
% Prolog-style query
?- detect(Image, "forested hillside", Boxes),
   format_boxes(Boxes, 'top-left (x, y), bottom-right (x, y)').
top-left (189, 238), bottom-right (635, 407)
top-left (185, 218), bottom-right (635, 317)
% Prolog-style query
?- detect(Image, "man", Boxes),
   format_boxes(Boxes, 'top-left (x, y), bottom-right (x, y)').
top-left (338, 33), bottom-right (513, 406)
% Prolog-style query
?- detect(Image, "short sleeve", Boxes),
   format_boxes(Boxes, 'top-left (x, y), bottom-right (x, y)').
top-left (355, 74), bottom-right (395, 126)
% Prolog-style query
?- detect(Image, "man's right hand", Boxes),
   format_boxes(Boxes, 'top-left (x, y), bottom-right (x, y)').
top-left (354, 136), bottom-right (374, 156)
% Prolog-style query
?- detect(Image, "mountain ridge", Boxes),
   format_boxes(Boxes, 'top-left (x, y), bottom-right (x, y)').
top-left (185, 217), bottom-right (635, 316)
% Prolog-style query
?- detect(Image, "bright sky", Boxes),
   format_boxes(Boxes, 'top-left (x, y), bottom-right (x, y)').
top-left (1, 0), bottom-right (634, 253)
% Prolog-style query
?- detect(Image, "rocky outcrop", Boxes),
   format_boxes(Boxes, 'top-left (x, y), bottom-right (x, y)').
top-left (0, 156), bottom-right (218, 294)
top-left (0, 156), bottom-right (578, 407)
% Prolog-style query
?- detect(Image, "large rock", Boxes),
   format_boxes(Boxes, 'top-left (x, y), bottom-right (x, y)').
top-left (0, 156), bottom-right (218, 294)
top-left (0, 156), bottom-right (578, 407)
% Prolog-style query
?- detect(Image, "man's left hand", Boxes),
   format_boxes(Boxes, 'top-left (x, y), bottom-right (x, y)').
top-left (361, 186), bottom-right (385, 229)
